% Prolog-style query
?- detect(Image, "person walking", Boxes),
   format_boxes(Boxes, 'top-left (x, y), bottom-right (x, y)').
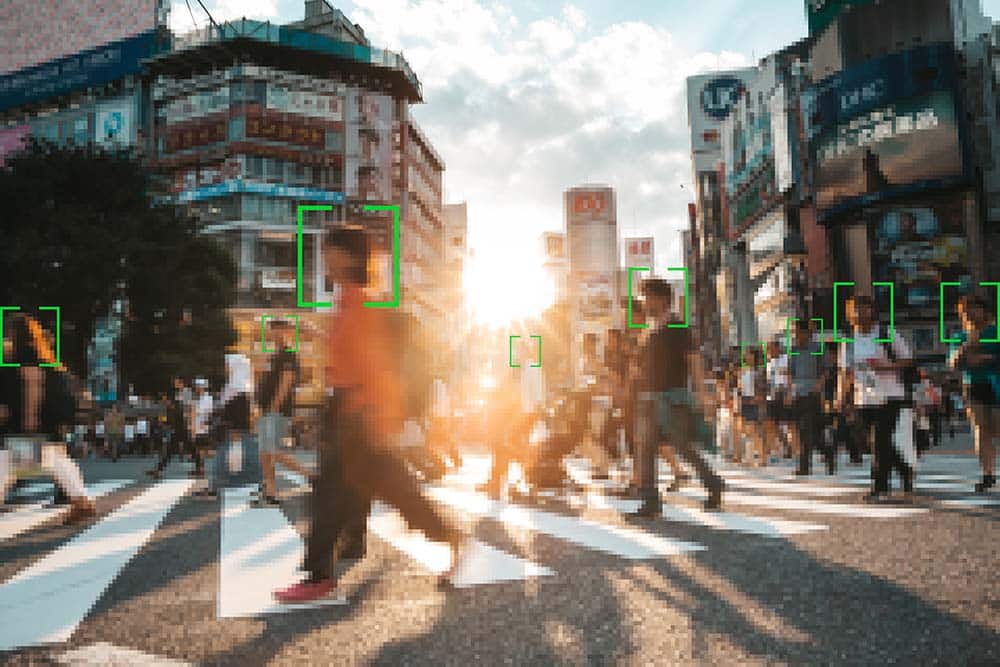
top-left (256, 321), bottom-right (312, 505)
top-left (274, 226), bottom-right (468, 604)
top-left (948, 294), bottom-right (1000, 493)
top-left (633, 279), bottom-right (723, 517)
top-left (837, 295), bottom-right (914, 502)
top-left (105, 403), bottom-right (125, 462)
top-left (189, 378), bottom-right (214, 478)
top-left (207, 352), bottom-right (257, 497)
top-left (147, 377), bottom-right (192, 478)
top-left (786, 319), bottom-right (830, 475)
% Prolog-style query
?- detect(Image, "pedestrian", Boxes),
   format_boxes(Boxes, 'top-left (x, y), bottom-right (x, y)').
top-left (208, 352), bottom-right (257, 497)
top-left (738, 346), bottom-right (767, 467)
top-left (765, 339), bottom-right (791, 461)
top-left (275, 226), bottom-right (468, 603)
top-left (189, 378), bottom-right (214, 478)
top-left (948, 294), bottom-right (999, 493)
top-left (786, 319), bottom-right (831, 475)
top-left (256, 320), bottom-right (312, 505)
top-left (147, 377), bottom-right (193, 478)
top-left (633, 278), bottom-right (722, 517)
top-left (837, 295), bottom-right (915, 502)
top-left (105, 403), bottom-right (125, 462)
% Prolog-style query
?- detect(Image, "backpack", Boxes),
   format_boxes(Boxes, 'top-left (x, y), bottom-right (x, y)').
top-left (383, 310), bottom-right (434, 422)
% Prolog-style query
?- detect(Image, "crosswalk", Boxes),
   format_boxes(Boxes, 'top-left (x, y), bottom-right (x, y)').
top-left (0, 452), bottom-right (995, 655)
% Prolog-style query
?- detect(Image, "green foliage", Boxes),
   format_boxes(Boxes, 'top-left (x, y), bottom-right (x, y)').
top-left (0, 139), bottom-right (235, 396)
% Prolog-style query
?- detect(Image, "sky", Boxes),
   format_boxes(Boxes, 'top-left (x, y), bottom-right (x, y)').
top-left (167, 0), bottom-right (1000, 281)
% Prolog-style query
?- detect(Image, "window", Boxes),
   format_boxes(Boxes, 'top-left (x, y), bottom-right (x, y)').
top-left (325, 130), bottom-right (344, 151)
top-left (228, 116), bottom-right (245, 140)
top-left (246, 155), bottom-right (263, 178)
top-left (242, 194), bottom-right (262, 219)
top-left (264, 158), bottom-right (281, 181)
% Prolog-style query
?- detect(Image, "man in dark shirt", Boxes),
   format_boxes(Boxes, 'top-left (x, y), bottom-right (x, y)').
top-left (255, 320), bottom-right (312, 505)
top-left (634, 279), bottom-right (723, 516)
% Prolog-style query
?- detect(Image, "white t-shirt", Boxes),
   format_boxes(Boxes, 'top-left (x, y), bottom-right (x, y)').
top-left (136, 419), bottom-right (148, 435)
top-left (95, 422), bottom-right (105, 436)
top-left (193, 393), bottom-right (214, 436)
top-left (740, 368), bottom-right (757, 398)
top-left (124, 424), bottom-right (135, 442)
top-left (838, 327), bottom-right (912, 406)
top-left (767, 355), bottom-right (790, 398)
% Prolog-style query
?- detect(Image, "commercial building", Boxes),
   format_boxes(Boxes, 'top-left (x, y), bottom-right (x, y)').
top-left (801, 0), bottom-right (994, 365)
top-left (0, 0), bottom-right (447, 404)
top-left (564, 185), bottom-right (619, 386)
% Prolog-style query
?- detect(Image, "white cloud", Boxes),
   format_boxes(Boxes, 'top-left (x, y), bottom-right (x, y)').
top-left (169, 0), bottom-right (281, 33)
top-left (342, 0), bottom-right (753, 268)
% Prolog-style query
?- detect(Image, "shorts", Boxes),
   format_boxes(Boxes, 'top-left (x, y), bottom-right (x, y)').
top-left (257, 412), bottom-right (290, 454)
top-left (740, 398), bottom-right (759, 423)
top-left (223, 394), bottom-right (250, 431)
top-left (768, 395), bottom-right (789, 422)
top-left (967, 383), bottom-right (997, 407)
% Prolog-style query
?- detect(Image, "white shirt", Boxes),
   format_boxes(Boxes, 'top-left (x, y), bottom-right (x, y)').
top-left (124, 424), bottom-right (135, 441)
top-left (193, 393), bottom-right (214, 436)
top-left (740, 369), bottom-right (757, 398)
top-left (136, 419), bottom-right (148, 435)
top-left (767, 355), bottom-right (790, 398)
top-left (839, 327), bottom-right (912, 406)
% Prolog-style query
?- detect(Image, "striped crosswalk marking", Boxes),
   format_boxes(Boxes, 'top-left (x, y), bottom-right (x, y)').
top-left (673, 487), bottom-right (928, 518)
top-left (219, 486), bottom-right (346, 618)
top-left (0, 479), bottom-right (194, 651)
top-left (368, 501), bottom-right (553, 587)
top-left (427, 485), bottom-right (704, 559)
top-left (0, 480), bottom-right (132, 541)
top-left (565, 493), bottom-right (829, 537)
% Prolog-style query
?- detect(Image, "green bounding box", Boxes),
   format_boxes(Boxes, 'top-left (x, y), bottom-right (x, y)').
top-left (0, 306), bottom-right (21, 367)
top-left (530, 335), bottom-right (542, 368)
top-left (363, 204), bottom-right (400, 309)
top-left (872, 282), bottom-right (895, 343)
top-left (811, 317), bottom-right (825, 356)
top-left (38, 306), bottom-right (61, 368)
top-left (509, 335), bottom-right (520, 368)
top-left (667, 266), bottom-right (690, 329)
top-left (627, 267), bottom-right (650, 329)
top-left (940, 282), bottom-right (961, 343)
top-left (297, 205), bottom-right (333, 309)
top-left (980, 282), bottom-right (1000, 343)
top-left (832, 282), bottom-right (854, 344)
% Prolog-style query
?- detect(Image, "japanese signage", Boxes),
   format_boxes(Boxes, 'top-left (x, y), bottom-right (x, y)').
top-left (164, 119), bottom-right (227, 153)
top-left (246, 113), bottom-right (326, 149)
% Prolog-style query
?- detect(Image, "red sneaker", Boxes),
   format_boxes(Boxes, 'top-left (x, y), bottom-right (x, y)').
top-left (273, 578), bottom-right (336, 604)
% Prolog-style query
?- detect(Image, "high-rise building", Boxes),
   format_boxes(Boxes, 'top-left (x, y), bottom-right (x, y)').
top-left (0, 0), bottom-right (447, 405)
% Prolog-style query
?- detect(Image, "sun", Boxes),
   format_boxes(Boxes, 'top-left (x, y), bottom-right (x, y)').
top-left (463, 240), bottom-right (556, 328)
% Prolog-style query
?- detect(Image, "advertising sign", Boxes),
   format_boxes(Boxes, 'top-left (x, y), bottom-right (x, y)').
top-left (161, 86), bottom-right (229, 125)
top-left (261, 267), bottom-right (297, 290)
top-left (96, 103), bottom-right (132, 145)
top-left (578, 273), bottom-right (615, 319)
top-left (0, 29), bottom-right (162, 112)
top-left (267, 86), bottom-right (343, 121)
top-left (246, 113), bottom-right (327, 149)
top-left (870, 200), bottom-right (969, 319)
top-left (165, 119), bottom-right (227, 153)
top-left (624, 237), bottom-right (654, 270)
top-left (0, 124), bottom-right (30, 166)
top-left (566, 187), bottom-right (617, 278)
top-left (686, 69), bottom-right (755, 173)
top-left (806, 45), bottom-right (966, 222)
top-left (175, 179), bottom-right (345, 204)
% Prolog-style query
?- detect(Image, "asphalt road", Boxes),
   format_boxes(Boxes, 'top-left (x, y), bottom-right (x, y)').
top-left (1, 438), bottom-right (998, 666)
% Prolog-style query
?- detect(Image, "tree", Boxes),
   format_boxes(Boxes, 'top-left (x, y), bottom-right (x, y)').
top-left (0, 139), bottom-right (235, 396)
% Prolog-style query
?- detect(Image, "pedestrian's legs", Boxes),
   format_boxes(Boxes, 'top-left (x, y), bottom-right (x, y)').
top-left (667, 401), bottom-right (721, 494)
top-left (637, 395), bottom-right (659, 510)
top-left (871, 404), bottom-right (901, 494)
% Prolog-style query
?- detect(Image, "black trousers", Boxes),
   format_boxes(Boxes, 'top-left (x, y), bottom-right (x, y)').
top-left (857, 402), bottom-right (912, 493)
top-left (795, 394), bottom-right (832, 473)
top-left (304, 398), bottom-right (459, 581)
top-left (637, 394), bottom-right (720, 508)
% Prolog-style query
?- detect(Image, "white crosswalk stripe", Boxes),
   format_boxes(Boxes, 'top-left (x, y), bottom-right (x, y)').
top-left (0, 480), bottom-right (132, 541)
top-left (0, 479), bottom-right (194, 651)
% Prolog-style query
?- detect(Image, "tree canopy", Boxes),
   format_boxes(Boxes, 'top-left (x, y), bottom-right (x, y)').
top-left (0, 139), bottom-right (235, 396)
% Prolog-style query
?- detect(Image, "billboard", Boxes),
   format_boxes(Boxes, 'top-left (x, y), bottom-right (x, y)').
top-left (165, 118), bottom-right (227, 153)
top-left (246, 113), bottom-right (327, 149)
top-left (566, 187), bottom-right (617, 277)
top-left (687, 69), bottom-right (756, 173)
top-left (267, 86), bottom-right (343, 121)
top-left (805, 45), bottom-right (967, 222)
top-left (0, 29), bottom-right (163, 112)
top-left (870, 199), bottom-right (970, 321)
top-left (624, 237), bottom-right (654, 271)
top-left (95, 101), bottom-right (133, 146)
